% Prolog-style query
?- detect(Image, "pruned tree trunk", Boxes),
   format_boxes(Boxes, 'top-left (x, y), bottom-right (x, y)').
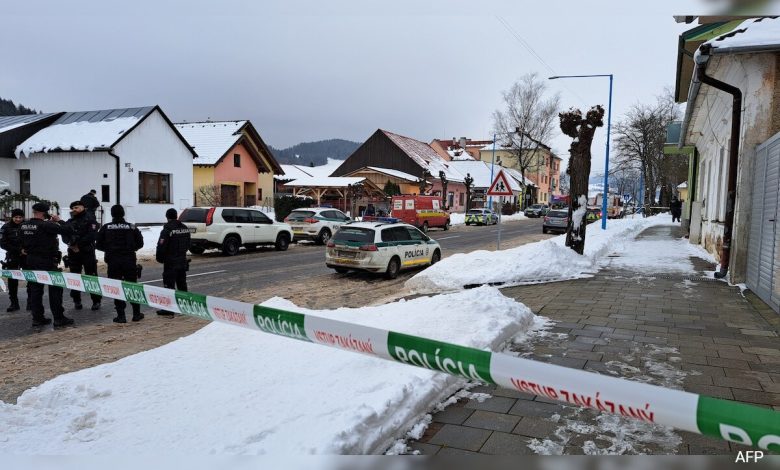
top-left (560, 106), bottom-right (605, 255)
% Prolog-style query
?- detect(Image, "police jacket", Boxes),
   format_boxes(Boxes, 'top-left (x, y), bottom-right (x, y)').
top-left (0, 220), bottom-right (23, 259)
top-left (80, 193), bottom-right (100, 212)
top-left (156, 220), bottom-right (191, 268)
top-left (21, 218), bottom-right (72, 260)
top-left (96, 218), bottom-right (144, 261)
top-left (64, 211), bottom-right (99, 251)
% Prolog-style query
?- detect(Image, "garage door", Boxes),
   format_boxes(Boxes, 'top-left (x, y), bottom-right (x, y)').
top-left (747, 132), bottom-right (780, 313)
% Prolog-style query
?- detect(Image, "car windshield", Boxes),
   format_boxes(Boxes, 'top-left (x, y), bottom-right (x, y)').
top-left (549, 210), bottom-right (568, 218)
top-left (287, 210), bottom-right (316, 221)
top-left (467, 210), bottom-right (484, 215)
top-left (333, 227), bottom-right (375, 243)
top-left (180, 208), bottom-right (208, 223)
top-left (530, 205), bottom-right (542, 209)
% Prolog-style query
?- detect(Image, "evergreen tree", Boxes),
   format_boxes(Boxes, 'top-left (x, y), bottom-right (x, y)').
top-left (0, 97), bottom-right (39, 116)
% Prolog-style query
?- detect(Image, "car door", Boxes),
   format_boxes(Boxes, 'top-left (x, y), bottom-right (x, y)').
top-left (403, 226), bottom-right (429, 267)
top-left (322, 210), bottom-right (343, 234)
top-left (250, 210), bottom-right (275, 243)
top-left (230, 209), bottom-right (254, 242)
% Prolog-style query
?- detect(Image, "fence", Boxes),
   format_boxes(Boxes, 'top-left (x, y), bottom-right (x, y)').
top-left (0, 193), bottom-right (61, 221)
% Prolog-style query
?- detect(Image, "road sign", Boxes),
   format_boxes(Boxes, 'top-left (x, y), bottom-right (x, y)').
top-left (487, 170), bottom-right (514, 197)
top-left (623, 193), bottom-right (631, 202)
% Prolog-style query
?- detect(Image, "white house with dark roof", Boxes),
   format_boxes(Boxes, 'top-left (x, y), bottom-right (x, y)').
top-left (8, 106), bottom-right (195, 223)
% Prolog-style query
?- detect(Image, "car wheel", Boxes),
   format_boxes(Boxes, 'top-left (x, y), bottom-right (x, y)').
top-left (421, 222), bottom-right (429, 233)
top-left (430, 249), bottom-right (441, 265)
top-left (275, 232), bottom-right (290, 251)
top-left (385, 256), bottom-right (401, 279)
top-left (189, 246), bottom-right (205, 255)
top-left (316, 229), bottom-right (332, 245)
top-left (221, 236), bottom-right (241, 256)
top-left (334, 267), bottom-right (349, 274)
top-left (543, 227), bottom-right (548, 234)
top-left (443, 220), bottom-right (450, 231)
top-left (465, 222), bottom-right (471, 226)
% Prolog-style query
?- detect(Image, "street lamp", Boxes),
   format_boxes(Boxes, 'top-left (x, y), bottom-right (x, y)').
top-left (549, 74), bottom-right (613, 230)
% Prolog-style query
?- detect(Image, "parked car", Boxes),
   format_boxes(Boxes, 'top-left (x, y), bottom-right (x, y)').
top-left (285, 207), bottom-right (351, 245)
top-left (524, 204), bottom-right (550, 218)
top-left (180, 207), bottom-right (294, 256)
top-left (464, 208), bottom-right (498, 226)
top-left (543, 209), bottom-right (569, 234)
top-left (585, 207), bottom-right (602, 224)
top-left (387, 195), bottom-right (450, 232)
top-left (326, 221), bottom-right (441, 279)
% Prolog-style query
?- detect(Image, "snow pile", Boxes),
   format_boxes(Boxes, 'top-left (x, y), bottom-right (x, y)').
top-left (407, 214), bottom-right (673, 293)
top-left (0, 286), bottom-right (534, 455)
top-left (15, 117), bottom-right (141, 157)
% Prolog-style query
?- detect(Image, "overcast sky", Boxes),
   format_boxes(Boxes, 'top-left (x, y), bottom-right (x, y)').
top-left (4, 0), bottom-right (710, 173)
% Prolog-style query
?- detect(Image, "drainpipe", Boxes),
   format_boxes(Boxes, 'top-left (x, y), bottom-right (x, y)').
top-left (108, 150), bottom-right (121, 205)
top-left (696, 43), bottom-right (741, 279)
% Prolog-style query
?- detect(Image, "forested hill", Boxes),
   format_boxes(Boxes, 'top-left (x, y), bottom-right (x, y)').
top-left (269, 139), bottom-right (360, 166)
top-left (0, 97), bottom-right (39, 116)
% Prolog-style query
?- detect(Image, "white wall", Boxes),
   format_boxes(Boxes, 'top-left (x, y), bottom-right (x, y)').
top-left (113, 109), bottom-right (194, 223)
top-left (686, 52), bottom-right (777, 281)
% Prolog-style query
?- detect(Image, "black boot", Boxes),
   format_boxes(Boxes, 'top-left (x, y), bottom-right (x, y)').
top-left (91, 301), bottom-right (101, 311)
top-left (132, 312), bottom-right (144, 322)
top-left (6, 301), bottom-right (20, 312)
top-left (113, 313), bottom-right (127, 323)
top-left (32, 316), bottom-right (52, 327)
top-left (53, 316), bottom-right (75, 328)
top-left (74, 302), bottom-right (83, 310)
top-left (157, 310), bottom-right (174, 318)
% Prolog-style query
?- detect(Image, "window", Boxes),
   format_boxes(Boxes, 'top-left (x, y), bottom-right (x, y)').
top-left (139, 172), bottom-right (171, 203)
top-left (250, 210), bottom-right (271, 224)
top-left (19, 170), bottom-right (30, 195)
top-left (459, 193), bottom-right (465, 206)
top-left (101, 185), bottom-right (110, 202)
top-left (232, 209), bottom-right (251, 223)
top-left (405, 227), bottom-right (426, 241)
top-left (234, 154), bottom-right (241, 167)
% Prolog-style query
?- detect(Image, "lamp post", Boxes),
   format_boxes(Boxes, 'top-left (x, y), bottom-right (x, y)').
top-left (549, 74), bottom-right (613, 230)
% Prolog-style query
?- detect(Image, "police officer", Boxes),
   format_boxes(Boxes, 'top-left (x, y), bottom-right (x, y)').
top-left (155, 208), bottom-right (191, 317)
top-left (80, 189), bottom-right (100, 219)
top-left (21, 202), bottom-right (74, 327)
top-left (96, 204), bottom-right (144, 323)
top-left (64, 200), bottom-right (101, 311)
top-left (1, 209), bottom-right (26, 312)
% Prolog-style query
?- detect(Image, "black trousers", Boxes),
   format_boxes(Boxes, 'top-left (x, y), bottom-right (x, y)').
top-left (68, 248), bottom-right (101, 304)
top-left (26, 255), bottom-right (65, 321)
top-left (160, 265), bottom-right (187, 314)
top-left (107, 256), bottom-right (140, 315)
top-left (4, 255), bottom-right (22, 304)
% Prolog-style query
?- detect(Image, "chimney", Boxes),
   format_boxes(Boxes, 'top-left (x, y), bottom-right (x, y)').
top-left (459, 137), bottom-right (467, 148)
top-left (452, 137), bottom-right (457, 146)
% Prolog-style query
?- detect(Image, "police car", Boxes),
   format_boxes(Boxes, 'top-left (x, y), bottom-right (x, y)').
top-left (326, 219), bottom-right (442, 279)
top-left (464, 208), bottom-right (498, 226)
top-left (284, 207), bottom-right (351, 245)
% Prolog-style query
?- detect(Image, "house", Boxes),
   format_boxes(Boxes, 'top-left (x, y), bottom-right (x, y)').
top-left (174, 120), bottom-right (283, 208)
top-left (274, 164), bottom-right (314, 195)
top-left (478, 139), bottom-right (562, 206)
top-left (331, 129), bottom-right (468, 211)
top-left (8, 106), bottom-right (195, 224)
top-left (430, 137), bottom-right (494, 161)
top-left (676, 16), bottom-right (780, 311)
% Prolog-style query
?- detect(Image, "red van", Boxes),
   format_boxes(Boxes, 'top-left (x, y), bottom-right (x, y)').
top-left (389, 195), bottom-right (450, 232)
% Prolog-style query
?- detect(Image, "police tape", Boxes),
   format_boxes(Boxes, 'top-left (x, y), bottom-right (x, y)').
top-left (2, 268), bottom-right (778, 451)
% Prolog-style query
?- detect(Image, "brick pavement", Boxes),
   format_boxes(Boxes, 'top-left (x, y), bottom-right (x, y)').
top-left (408, 225), bottom-right (780, 455)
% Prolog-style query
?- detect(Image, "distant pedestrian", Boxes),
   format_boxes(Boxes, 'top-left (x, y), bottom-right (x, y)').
top-left (155, 208), bottom-right (191, 318)
top-left (1, 209), bottom-right (26, 312)
top-left (80, 189), bottom-right (100, 218)
top-left (64, 201), bottom-right (102, 311)
top-left (671, 198), bottom-right (682, 223)
top-left (96, 204), bottom-right (144, 323)
top-left (21, 203), bottom-right (74, 327)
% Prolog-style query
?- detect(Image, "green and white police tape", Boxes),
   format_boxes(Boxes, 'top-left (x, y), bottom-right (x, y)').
top-left (2, 268), bottom-right (778, 451)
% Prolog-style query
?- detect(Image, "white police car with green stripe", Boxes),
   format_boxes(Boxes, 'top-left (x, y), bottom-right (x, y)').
top-left (285, 208), bottom-right (351, 245)
top-left (326, 219), bottom-right (442, 279)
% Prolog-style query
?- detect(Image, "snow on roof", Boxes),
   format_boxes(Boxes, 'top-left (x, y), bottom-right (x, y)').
top-left (502, 167), bottom-right (537, 188)
top-left (275, 164), bottom-right (314, 180)
top-left (365, 166), bottom-right (420, 182)
top-left (15, 107), bottom-right (154, 158)
top-left (284, 176), bottom-right (365, 187)
top-left (707, 17), bottom-right (780, 51)
top-left (447, 149), bottom-right (475, 161)
top-left (677, 181), bottom-right (688, 189)
top-left (174, 121), bottom-right (246, 165)
top-left (0, 113), bottom-right (61, 134)
top-left (447, 160), bottom-right (522, 191)
top-left (381, 130), bottom-right (464, 182)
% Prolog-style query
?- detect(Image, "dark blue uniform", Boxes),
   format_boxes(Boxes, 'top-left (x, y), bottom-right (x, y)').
top-left (64, 211), bottom-right (101, 307)
top-left (96, 218), bottom-right (144, 322)
top-left (1, 219), bottom-right (25, 310)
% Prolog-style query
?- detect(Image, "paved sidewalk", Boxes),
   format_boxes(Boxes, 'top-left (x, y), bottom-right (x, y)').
top-left (408, 225), bottom-right (780, 455)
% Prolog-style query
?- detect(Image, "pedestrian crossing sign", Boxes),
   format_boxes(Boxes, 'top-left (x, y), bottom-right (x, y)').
top-left (487, 170), bottom-right (514, 196)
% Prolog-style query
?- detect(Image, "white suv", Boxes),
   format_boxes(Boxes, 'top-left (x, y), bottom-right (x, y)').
top-left (326, 221), bottom-right (442, 279)
top-left (180, 207), bottom-right (294, 256)
top-left (285, 207), bottom-right (351, 245)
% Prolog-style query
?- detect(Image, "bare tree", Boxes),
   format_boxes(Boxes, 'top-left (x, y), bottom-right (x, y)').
top-left (197, 184), bottom-right (221, 206)
top-left (493, 73), bottom-right (560, 207)
top-left (560, 105), bottom-right (605, 255)
top-left (464, 173), bottom-right (474, 211)
top-left (438, 170), bottom-right (449, 209)
top-left (613, 90), bottom-right (680, 207)
top-left (418, 169), bottom-right (433, 195)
